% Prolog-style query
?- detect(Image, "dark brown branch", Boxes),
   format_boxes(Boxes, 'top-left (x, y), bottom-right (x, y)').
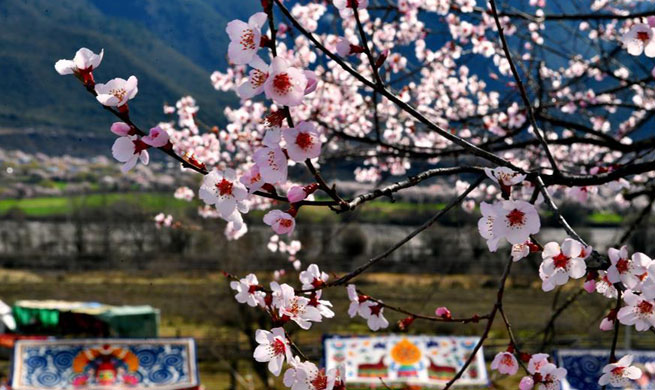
top-left (361, 290), bottom-right (489, 324)
top-left (535, 175), bottom-right (588, 245)
top-left (443, 256), bottom-right (514, 390)
top-left (346, 166), bottom-right (484, 210)
top-left (326, 175), bottom-right (486, 287)
top-left (353, 4), bottom-right (383, 86)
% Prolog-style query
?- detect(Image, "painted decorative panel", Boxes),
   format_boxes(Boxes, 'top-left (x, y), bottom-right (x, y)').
top-left (11, 338), bottom-right (198, 390)
top-left (558, 349), bottom-right (655, 390)
top-left (324, 335), bottom-right (487, 387)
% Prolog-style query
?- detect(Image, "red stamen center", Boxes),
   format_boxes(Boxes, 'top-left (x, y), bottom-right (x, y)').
top-left (240, 29), bottom-right (256, 50)
top-left (272, 339), bottom-right (286, 355)
top-left (279, 218), bottom-right (293, 228)
top-left (638, 300), bottom-right (653, 314)
top-left (611, 366), bottom-right (625, 376)
top-left (273, 73), bottom-right (292, 95)
top-left (637, 31), bottom-right (651, 42)
top-left (248, 171), bottom-right (261, 184)
top-left (216, 178), bottom-right (234, 196)
top-left (295, 132), bottom-right (313, 150)
top-left (506, 209), bottom-right (525, 227)
top-left (133, 139), bottom-right (149, 154)
top-left (501, 354), bottom-right (514, 366)
top-left (616, 258), bottom-right (629, 274)
top-left (553, 253), bottom-right (569, 268)
top-left (311, 371), bottom-right (328, 390)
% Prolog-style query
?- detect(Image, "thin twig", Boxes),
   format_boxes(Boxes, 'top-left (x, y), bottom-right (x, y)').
top-left (488, 0), bottom-right (560, 175)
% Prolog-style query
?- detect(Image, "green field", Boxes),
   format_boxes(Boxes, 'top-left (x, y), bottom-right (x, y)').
top-left (0, 192), bottom-right (625, 226)
top-left (0, 193), bottom-right (190, 217)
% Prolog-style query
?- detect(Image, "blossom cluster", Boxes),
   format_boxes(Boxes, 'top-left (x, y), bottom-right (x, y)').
top-left (230, 265), bottom-right (348, 389)
top-left (53, 0), bottom-right (655, 388)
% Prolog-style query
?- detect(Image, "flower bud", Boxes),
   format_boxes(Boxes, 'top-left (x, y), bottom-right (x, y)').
top-left (435, 306), bottom-right (451, 319)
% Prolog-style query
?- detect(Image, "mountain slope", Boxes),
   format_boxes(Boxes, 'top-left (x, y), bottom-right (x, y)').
top-left (0, 0), bottom-right (256, 141)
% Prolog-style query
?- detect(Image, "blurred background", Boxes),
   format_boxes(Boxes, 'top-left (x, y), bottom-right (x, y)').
top-left (2, 1), bottom-right (655, 389)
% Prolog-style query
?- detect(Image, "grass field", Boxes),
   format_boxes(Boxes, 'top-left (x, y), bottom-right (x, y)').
top-left (0, 193), bottom-right (190, 217)
top-left (0, 192), bottom-right (625, 227)
top-left (0, 269), bottom-right (647, 389)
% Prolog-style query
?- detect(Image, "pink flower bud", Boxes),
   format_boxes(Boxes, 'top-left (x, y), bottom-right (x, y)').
top-left (600, 317), bottom-right (614, 331)
top-left (277, 23), bottom-right (289, 37)
top-left (648, 16), bottom-right (655, 28)
top-left (287, 186), bottom-right (307, 203)
top-left (110, 122), bottom-right (131, 136)
top-left (336, 37), bottom-right (350, 56)
top-left (304, 70), bottom-right (318, 95)
top-left (142, 126), bottom-right (170, 148)
top-left (435, 306), bottom-right (451, 319)
top-left (375, 49), bottom-right (390, 68)
top-left (583, 279), bottom-right (596, 293)
top-left (519, 376), bottom-right (534, 390)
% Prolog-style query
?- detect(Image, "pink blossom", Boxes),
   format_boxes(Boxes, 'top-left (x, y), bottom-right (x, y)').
top-left (174, 186), bottom-right (194, 201)
top-left (253, 129), bottom-right (288, 184)
top-left (491, 352), bottom-right (519, 375)
top-left (240, 164), bottom-right (266, 193)
top-left (622, 23), bottom-right (655, 57)
top-left (225, 216), bottom-right (248, 240)
top-left (264, 210), bottom-right (296, 235)
top-left (511, 242), bottom-right (530, 262)
top-left (283, 121), bottom-right (322, 162)
top-left (287, 186), bottom-right (308, 203)
top-left (237, 56), bottom-right (269, 100)
top-left (154, 213), bottom-right (172, 228)
top-left (607, 246), bottom-right (648, 290)
top-left (583, 279), bottom-right (596, 293)
top-left (270, 282), bottom-right (322, 329)
top-left (618, 289), bottom-right (655, 331)
top-left (112, 136), bottom-right (149, 172)
top-left (484, 166), bottom-right (526, 189)
top-left (519, 376), bottom-right (534, 390)
top-left (347, 284), bottom-right (366, 318)
top-left (359, 300), bottom-right (389, 331)
top-left (336, 37), bottom-right (357, 56)
top-left (478, 201), bottom-right (501, 251)
top-left (230, 273), bottom-right (264, 307)
top-left (539, 239), bottom-right (587, 292)
top-left (299, 264), bottom-right (328, 289)
top-left (95, 76), bottom-right (138, 107)
top-left (478, 200), bottom-right (540, 250)
top-left (110, 122), bottom-right (131, 137)
top-left (333, 0), bottom-right (369, 17)
top-left (264, 57), bottom-right (307, 107)
top-left (54, 48), bottom-right (103, 83)
top-left (524, 354), bottom-right (567, 389)
top-left (199, 168), bottom-right (249, 219)
top-left (283, 360), bottom-right (342, 390)
top-left (435, 306), bottom-right (451, 319)
top-left (599, 355), bottom-right (642, 387)
top-left (142, 126), bottom-right (170, 147)
top-left (304, 70), bottom-right (318, 95)
top-left (253, 327), bottom-right (293, 376)
top-left (600, 314), bottom-right (615, 331)
top-left (493, 200), bottom-right (541, 245)
top-left (596, 271), bottom-right (618, 299)
top-left (226, 12), bottom-right (268, 65)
